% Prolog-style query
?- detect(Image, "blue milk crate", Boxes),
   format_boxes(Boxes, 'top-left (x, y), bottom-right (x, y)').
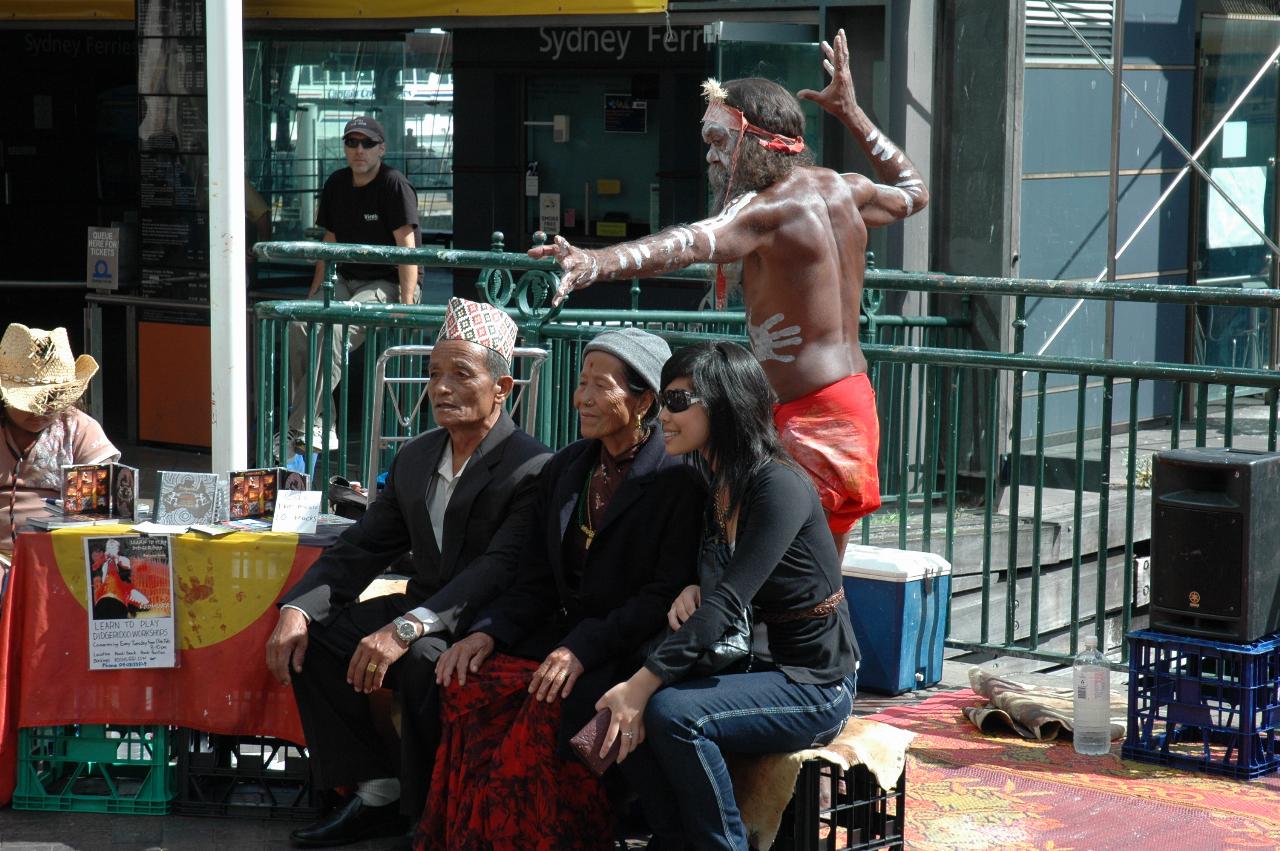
top-left (841, 545), bottom-right (952, 695)
top-left (1123, 629), bottom-right (1280, 779)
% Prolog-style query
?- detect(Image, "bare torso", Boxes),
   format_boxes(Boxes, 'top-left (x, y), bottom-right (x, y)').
top-left (533, 29), bottom-right (926, 409)
top-left (739, 166), bottom-right (868, 403)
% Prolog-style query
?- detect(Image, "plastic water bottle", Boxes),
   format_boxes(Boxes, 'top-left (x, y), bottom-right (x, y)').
top-left (1072, 635), bottom-right (1112, 755)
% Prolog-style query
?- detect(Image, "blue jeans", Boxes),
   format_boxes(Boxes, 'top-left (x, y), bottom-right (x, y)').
top-left (624, 670), bottom-right (855, 851)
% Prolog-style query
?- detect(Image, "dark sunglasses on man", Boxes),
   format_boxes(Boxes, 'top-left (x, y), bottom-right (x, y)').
top-left (344, 136), bottom-right (380, 149)
top-left (661, 389), bottom-right (705, 413)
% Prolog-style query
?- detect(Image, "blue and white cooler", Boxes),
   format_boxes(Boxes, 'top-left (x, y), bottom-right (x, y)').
top-left (841, 544), bottom-right (952, 695)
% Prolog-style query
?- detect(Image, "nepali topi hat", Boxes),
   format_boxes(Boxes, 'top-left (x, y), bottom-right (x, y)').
top-left (0, 324), bottom-right (99, 417)
top-left (436, 298), bottom-right (518, 362)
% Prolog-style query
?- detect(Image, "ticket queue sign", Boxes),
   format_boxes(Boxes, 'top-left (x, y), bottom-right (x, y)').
top-left (86, 227), bottom-right (120, 291)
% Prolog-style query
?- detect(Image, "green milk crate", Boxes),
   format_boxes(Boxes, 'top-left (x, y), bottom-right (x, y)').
top-left (14, 724), bottom-right (175, 814)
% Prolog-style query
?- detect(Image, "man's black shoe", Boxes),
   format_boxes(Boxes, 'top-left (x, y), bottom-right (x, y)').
top-left (290, 796), bottom-right (408, 847)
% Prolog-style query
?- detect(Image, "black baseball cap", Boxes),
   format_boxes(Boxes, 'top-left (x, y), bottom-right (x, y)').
top-left (343, 115), bottom-right (385, 143)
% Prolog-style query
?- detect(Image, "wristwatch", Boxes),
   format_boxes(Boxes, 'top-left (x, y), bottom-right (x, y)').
top-left (392, 616), bottom-right (420, 647)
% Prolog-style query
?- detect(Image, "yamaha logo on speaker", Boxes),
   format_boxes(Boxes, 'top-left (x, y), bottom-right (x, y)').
top-left (1188, 591), bottom-right (1201, 608)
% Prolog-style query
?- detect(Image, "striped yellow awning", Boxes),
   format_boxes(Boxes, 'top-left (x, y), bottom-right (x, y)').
top-left (0, 0), bottom-right (667, 22)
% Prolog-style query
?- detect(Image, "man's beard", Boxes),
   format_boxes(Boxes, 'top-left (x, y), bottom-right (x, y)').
top-left (708, 143), bottom-right (799, 212)
top-left (708, 162), bottom-right (747, 214)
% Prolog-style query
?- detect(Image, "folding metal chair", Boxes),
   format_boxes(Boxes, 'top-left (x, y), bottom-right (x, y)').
top-left (365, 344), bottom-right (548, 504)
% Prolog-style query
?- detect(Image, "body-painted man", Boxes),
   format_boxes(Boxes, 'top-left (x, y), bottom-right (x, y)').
top-left (530, 31), bottom-right (928, 554)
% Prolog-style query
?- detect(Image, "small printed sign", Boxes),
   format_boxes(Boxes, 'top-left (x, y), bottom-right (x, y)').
top-left (87, 226), bottom-right (121, 290)
top-left (604, 94), bottom-right (647, 134)
top-left (539, 192), bottom-right (561, 235)
top-left (526, 162), bottom-right (540, 197)
top-left (86, 534), bottom-right (177, 670)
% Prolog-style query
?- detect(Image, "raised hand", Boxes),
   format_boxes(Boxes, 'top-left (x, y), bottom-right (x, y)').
top-left (796, 29), bottom-right (857, 119)
top-left (527, 234), bottom-right (601, 306)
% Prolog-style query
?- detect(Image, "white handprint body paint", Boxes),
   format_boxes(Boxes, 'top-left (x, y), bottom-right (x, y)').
top-left (747, 310), bottom-right (803, 364)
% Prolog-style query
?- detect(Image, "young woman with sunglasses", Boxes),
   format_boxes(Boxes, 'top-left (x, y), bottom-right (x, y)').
top-left (595, 341), bottom-right (859, 851)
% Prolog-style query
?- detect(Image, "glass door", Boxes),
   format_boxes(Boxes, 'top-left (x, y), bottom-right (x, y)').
top-left (710, 22), bottom-right (825, 166)
top-left (707, 22), bottom-right (823, 306)
top-left (1193, 14), bottom-right (1280, 372)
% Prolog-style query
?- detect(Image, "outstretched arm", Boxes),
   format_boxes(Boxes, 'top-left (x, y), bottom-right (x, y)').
top-left (528, 190), bottom-right (774, 306)
top-left (797, 28), bottom-right (929, 227)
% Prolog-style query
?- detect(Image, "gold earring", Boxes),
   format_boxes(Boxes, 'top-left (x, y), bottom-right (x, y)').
top-left (634, 413), bottom-right (643, 430)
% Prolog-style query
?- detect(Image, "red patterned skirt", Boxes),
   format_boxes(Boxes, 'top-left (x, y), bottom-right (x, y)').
top-left (415, 653), bottom-right (615, 851)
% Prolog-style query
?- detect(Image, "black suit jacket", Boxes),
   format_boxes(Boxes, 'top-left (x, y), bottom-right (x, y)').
top-left (282, 411), bottom-right (551, 636)
top-left (471, 432), bottom-right (705, 673)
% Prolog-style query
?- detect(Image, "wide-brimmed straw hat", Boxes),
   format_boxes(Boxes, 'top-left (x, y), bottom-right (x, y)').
top-left (0, 324), bottom-right (98, 416)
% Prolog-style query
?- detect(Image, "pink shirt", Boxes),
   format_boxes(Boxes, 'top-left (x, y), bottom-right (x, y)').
top-left (0, 408), bottom-right (120, 556)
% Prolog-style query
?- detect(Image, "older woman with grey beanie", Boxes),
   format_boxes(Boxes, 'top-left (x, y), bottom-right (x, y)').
top-left (421, 327), bottom-right (706, 850)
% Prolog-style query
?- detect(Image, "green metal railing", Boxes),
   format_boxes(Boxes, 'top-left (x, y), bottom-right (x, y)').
top-left (252, 237), bottom-right (1280, 664)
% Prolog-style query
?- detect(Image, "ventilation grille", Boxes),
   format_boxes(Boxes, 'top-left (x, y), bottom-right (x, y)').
top-left (1220, 1), bottom-right (1280, 13)
top-left (1026, 1), bottom-right (1114, 60)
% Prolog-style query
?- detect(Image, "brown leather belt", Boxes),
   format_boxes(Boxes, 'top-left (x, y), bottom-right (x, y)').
top-left (756, 588), bottom-right (846, 625)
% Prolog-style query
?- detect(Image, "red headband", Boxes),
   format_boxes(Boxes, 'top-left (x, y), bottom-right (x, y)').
top-left (701, 101), bottom-right (806, 155)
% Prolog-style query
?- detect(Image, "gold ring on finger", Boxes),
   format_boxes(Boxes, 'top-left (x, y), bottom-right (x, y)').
top-left (366, 662), bottom-right (378, 673)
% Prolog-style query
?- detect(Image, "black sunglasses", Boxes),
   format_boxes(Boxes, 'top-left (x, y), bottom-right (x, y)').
top-left (661, 389), bottom-right (705, 413)
top-left (344, 137), bottom-right (381, 149)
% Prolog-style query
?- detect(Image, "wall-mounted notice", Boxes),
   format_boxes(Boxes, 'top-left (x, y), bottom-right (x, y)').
top-left (539, 193), bottom-right (562, 235)
top-left (604, 94), bottom-right (647, 134)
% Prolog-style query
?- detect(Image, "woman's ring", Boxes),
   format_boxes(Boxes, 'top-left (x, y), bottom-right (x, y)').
top-left (366, 662), bottom-right (378, 673)
top-left (622, 731), bottom-right (635, 739)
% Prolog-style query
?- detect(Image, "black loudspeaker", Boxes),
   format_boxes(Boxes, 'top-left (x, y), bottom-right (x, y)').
top-left (1151, 448), bottom-right (1280, 643)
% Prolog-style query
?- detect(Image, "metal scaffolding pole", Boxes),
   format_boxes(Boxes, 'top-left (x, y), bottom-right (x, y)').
top-left (1036, 0), bottom-right (1280, 356)
top-left (207, 0), bottom-right (248, 472)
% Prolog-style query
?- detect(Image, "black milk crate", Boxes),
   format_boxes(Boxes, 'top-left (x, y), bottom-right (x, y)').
top-left (773, 759), bottom-right (906, 851)
top-left (1123, 629), bottom-right (1280, 780)
top-left (173, 729), bottom-right (321, 819)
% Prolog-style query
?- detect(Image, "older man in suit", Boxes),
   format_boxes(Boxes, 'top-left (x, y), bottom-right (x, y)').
top-left (265, 298), bottom-right (550, 847)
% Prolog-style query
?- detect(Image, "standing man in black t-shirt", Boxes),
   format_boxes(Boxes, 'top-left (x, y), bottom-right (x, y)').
top-left (286, 115), bottom-right (420, 451)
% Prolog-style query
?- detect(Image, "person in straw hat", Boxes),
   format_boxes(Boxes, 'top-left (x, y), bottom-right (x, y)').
top-left (0, 324), bottom-right (119, 574)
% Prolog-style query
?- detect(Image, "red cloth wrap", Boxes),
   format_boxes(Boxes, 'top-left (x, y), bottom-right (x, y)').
top-left (418, 653), bottom-right (614, 851)
top-left (774, 373), bottom-right (882, 535)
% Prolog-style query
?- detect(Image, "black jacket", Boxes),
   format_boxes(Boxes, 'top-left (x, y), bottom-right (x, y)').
top-left (282, 411), bottom-right (551, 636)
top-left (644, 460), bottom-right (860, 687)
top-left (471, 431), bottom-right (706, 673)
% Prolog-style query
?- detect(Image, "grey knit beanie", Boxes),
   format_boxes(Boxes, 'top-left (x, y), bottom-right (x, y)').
top-left (582, 327), bottom-right (671, 393)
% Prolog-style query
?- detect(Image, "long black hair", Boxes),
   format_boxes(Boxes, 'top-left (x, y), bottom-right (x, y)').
top-left (660, 341), bottom-right (789, 518)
